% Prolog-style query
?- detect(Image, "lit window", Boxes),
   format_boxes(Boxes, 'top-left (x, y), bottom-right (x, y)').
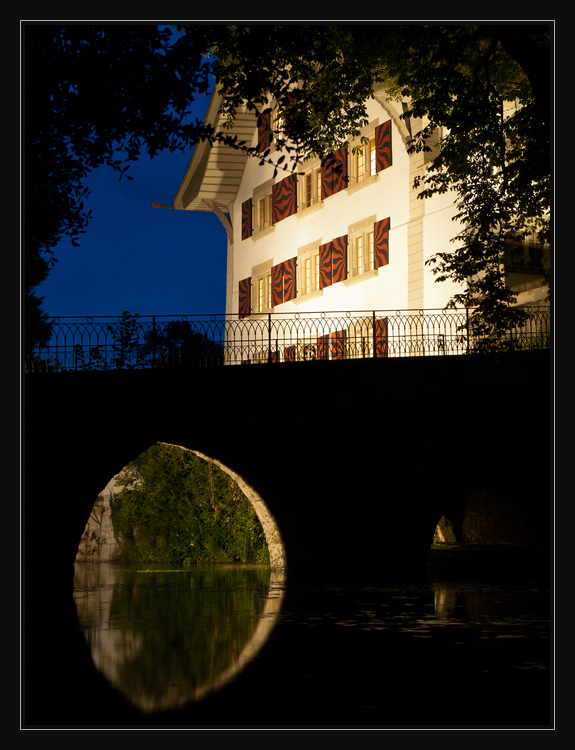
top-left (256, 193), bottom-right (273, 232)
top-left (350, 230), bottom-right (374, 277)
top-left (355, 138), bottom-right (376, 183)
top-left (299, 247), bottom-right (321, 296)
top-left (303, 253), bottom-right (320, 295)
top-left (299, 160), bottom-right (322, 210)
top-left (252, 270), bottom-right (273, 314)
top-left (256, 277), bottom-right (264, 313)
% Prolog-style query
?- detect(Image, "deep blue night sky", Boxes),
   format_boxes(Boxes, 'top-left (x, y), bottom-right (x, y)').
top-left (36, 95), bottom-right (228, 320)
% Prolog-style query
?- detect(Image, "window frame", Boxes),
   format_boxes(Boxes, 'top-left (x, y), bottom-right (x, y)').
top-left (252, 179), bottom-right (275, 238)
top-left (352, 136), bottom-right (377, 185)
top-left (346, 215), bottom-right (378, 283)
top-left (297, 240), bottom-right (323, 301)
top-left (298, 158), bottom-right (322, 215)
top-left (251, 260), bottom-right (273, 316)
top-left (348, 121), bottom-right (380, 189)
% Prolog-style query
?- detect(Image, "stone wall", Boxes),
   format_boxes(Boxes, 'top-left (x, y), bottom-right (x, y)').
top-left (75, 479), bottom-right (121, 562)
top-left (461, 489), bottom-right (545, 547)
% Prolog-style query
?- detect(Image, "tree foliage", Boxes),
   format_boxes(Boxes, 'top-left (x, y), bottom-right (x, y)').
top-left (24, 24), bottom-right (213, 350)
top-left (384, 25), bottom-right (551, 338)
top-left (143, 319), bottom-right (224, 368)
top-left (110, 444), bottom-right (269, 564)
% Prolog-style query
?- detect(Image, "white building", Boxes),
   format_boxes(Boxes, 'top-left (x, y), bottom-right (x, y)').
top-left (173, 86), bottom-right (547, 362)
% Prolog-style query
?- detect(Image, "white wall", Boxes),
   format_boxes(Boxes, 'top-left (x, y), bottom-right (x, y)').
top-left (229, 95), bottom-right (464, 317)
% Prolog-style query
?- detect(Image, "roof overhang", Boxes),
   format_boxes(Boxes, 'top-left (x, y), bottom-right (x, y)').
top-left (173, 89), bottom-right (257, 215)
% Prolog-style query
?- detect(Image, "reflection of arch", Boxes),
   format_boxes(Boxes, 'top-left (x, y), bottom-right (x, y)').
top-left (189, 566), bottom-right (285, 704)
top-left (161, 443), bottom-right (287, 569)
top-left (73, 563), bottom-right (286, 713)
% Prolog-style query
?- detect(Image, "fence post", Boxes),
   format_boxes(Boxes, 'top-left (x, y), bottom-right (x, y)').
top-left (372, 311), bottom-right (376, 358)
top-left (268, 312), bottom-right (272, 363)
top-left (152, 316), bottom-right (157, 369)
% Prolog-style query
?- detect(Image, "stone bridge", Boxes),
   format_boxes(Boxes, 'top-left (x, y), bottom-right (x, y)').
top-left (25, 350), bottom-right (551, 591)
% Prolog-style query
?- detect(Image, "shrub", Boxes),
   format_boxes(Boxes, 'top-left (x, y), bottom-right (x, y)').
top-left (110, 444), bottom-right (269, 564)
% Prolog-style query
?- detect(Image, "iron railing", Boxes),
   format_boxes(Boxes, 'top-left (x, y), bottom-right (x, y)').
top-left (24, 307), bottom-right (551, 373)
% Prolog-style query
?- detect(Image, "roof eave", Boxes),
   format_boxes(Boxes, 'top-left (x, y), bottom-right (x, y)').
top-left (173, 89), bottom-right (256, 214)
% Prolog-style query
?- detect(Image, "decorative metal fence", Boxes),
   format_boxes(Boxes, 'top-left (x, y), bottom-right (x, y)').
top-left (25, 307), bottom-right (551, 373)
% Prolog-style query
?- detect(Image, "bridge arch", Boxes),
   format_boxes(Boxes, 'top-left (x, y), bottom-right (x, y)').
top-left (77, 441), bottom-right (288, 569)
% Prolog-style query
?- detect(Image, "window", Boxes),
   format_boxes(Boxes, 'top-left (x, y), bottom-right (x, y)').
top-left (253, 273), bottom-right (272, 314)
top-left (257, 93), bottom-right (298, 154)
top-left (349, 317), bottom-right (389, 359)
top-left (346, 216), bottom-right (390, 281)
top-left (251, 261), bottom-right (273, 315)
top-left (353, 137), bottom-right (377, 184)
top-left (348, 120), bottom-right (392, 189)
top-left (298, 242), bottom-right (322, 299)
top-left (252, 179), bottom-right (275, 237)
top-left (299, 160), bottom-right (322, 211)
top-left (257, 193), bottom-right (273, 232)
top-left (303, 253), bottom-right (320, 295)
top-left (349, 230), bottom-right (375, 277)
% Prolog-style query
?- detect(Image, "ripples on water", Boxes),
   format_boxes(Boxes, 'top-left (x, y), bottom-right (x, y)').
top-left (72, 560), bottom-right (551, 727)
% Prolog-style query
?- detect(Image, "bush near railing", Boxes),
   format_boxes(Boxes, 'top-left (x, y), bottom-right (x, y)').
top-left (24, 307), bottom-right (551, 373)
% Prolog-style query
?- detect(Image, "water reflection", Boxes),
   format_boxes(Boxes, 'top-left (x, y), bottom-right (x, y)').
top-left (73, 564), bottom-right (550, 724)
top-left (73, 562), bottom-right (286, 713)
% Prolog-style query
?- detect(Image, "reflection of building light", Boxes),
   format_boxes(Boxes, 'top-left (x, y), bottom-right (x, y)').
top-left (433, 587), bottom-right (458, 618)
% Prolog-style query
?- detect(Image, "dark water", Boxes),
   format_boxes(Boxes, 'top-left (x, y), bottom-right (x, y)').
top-left (64, 555), bottom-right (552, 728)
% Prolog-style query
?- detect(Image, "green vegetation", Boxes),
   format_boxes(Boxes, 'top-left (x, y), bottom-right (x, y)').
top-left (110, 444), bottom-right (269, 564)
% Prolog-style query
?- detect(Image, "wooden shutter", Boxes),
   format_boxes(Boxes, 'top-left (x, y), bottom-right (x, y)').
top-left (238, 277), bottom-right (251, 319)
top-left (331, 329), bottom-right (347, 360)
top-left (257, 111), bottom-right (272, 153)
top-left (271, 263), bottom-right (284, 307)
top-left (317, 333), bottom-right (330, 360)
top-left (241, 198), bottom-right (253, 240)
top-left (272, 173), bottom-right (298, 224)
top-left (319, 237), bottom-right (347, 288)
top-left (374, 317), bottom-right (389, 358)
top-left (321, 146), bottom-right (348, 199)
top-left (331, 235), bottom-right (348, 284)
top-left (284, 345), bottom-right (296, 362)
top-left (282, 257), bottom-right (297, 302)
top-left (271, 258), bottom-right (297, 305)
top-left (374, 218), bottom-right (390, 269)
top-left (375, 121), bottom-right (392, 172)
top-left (319, 242), bottom-right (333, 289)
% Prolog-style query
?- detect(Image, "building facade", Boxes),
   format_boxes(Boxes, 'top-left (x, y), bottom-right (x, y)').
top-left (173, 86), bottom-right (547, 362)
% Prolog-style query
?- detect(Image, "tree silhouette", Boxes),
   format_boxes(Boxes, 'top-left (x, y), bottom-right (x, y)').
top-left (144, 320), bottom-right (223, 369)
